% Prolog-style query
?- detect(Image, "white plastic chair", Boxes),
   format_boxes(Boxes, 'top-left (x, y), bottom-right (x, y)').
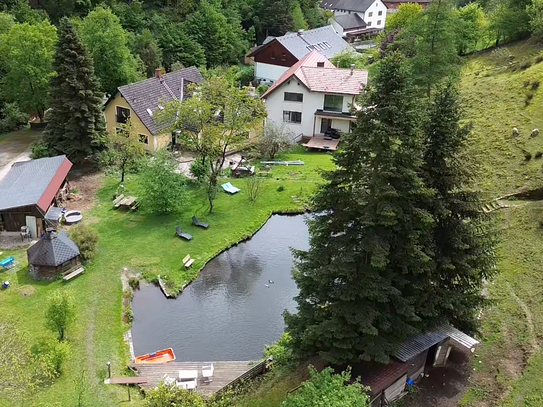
top-left (202, 364), bottom-right (214, 383)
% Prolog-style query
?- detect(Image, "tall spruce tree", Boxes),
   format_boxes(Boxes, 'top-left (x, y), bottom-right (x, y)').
top-left (422, 83), bottom-right (497, 333)
top-left (45, 17), bottom-right (106, 162)
top-left (284, 53), bottom-right (437, 365)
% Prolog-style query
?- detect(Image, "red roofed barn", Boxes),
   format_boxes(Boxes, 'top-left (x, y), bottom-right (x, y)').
top-left (0, 156), bottom-right (72, 235)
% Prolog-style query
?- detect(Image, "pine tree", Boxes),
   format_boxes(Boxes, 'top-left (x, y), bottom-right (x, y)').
top-left (422, 83), bottom-right (497, 333)
top-left (44, 17), bottom-right (106, 163)
top-left (284, 53), bottom-right (437, 365)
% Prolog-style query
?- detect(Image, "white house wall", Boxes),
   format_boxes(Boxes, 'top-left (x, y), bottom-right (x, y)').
top-left (264, 79), bottom-right (356, 137)
top-left (330, 18), bottom-right (344, 37)
top-left (363, 0), bottom-right (387, 29)
top-left (255, 62), bottom-right (290, 84)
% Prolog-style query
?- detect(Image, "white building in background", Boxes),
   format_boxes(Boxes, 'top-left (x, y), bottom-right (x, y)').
top-left (321, 0), bottom-right (388, 34)
top-left (261, 51), bottom-right (368, 139)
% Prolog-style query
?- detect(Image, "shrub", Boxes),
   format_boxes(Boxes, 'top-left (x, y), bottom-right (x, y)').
top-left (128, 277), bottom-right (140, 290)
top-left (265, 332), bottom-right (293, 368)
top-left (123, 308), bottom-right (133, 324)
top-left (147, 383), bottom-right (206, 407)
top-left (536, 151), bottom-right (543, 159)
top-left (31, 338), bottom-right (71, 377)
top-left (69, 224), bottom-right (99, 261)
top-left (277, 185), bottom-right (285, 192)
top-left (519, 61), bottom-right (533, 71)
top-left (245, 176), bottom-right (264, 202)
top-left (255, 120), bottom-right (295, 159)
top-left (139, 151), bottom-right (188, 214)
top-left (30, 140), bottom-right (51, 159)
top-left (189, 159), bottom-right (208, 183)
top-left (0, 102), bottom-right (28, 133)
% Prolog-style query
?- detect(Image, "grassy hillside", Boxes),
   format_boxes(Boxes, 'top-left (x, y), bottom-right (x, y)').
top-left (459, 40), bottom-right (543, 407)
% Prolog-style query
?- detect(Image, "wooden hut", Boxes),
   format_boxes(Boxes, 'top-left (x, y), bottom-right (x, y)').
top-left (27, 229), bottom-right (81, 280)
top-left (0, 155), bottom-right (72, 236)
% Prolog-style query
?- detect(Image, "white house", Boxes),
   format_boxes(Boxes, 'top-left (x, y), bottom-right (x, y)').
top-left (321, 0), bottom-right (388, 34)
top-left (248, 25), bottom-right (352, 85)
top-left (261, 51), bottom-right (368, 149)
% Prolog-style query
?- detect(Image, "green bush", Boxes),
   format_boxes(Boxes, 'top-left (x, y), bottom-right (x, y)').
top-left (146, 383), bottom-right (206, 406)
top-left (30, 140), bottom-right (51, 159)
top-left (277, 185), bottom-right (285, 192)
top-left (264, 332), bottom-right (293, 368)
top-left (31, 338), bottom-right (71, 377)
top-left (128, 277), bottom-right (140, 290)
top-left (189, 159), bottom-right (208, 183)
top-left (69, 224), bottom-right (99, 261)
top-left (256, 84), bottom-right (269, 97)
top-left (0, 102), bottom-right (28, 133)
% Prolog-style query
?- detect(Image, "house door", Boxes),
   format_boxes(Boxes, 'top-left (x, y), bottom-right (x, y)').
top-left (26, 216), bottom-right (37, 238)
top-left (320, 118), bottom-right (332, 134)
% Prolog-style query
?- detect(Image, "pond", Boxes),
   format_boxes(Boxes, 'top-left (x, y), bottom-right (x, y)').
top-left (131, 214), bottom-right (309, 361)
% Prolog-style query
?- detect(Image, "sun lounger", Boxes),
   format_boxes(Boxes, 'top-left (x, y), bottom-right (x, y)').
top-left (221, 182), bottom-right (240, 194)
top-left (192, 216), bottom-right (209, 229)
top-left (175, 226), bottom-right (192, 241)
top-left (0, 257), bottom-right (15, 269)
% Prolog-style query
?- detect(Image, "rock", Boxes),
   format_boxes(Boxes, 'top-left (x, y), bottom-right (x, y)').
top-left (532, 128), bottom-right (540, 137)
top-left (512, 127), bottom-right (520, 136)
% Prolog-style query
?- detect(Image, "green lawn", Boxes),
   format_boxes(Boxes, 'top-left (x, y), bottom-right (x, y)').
top-left (0, 148), bottom-right (333, 407)
top-left (458, 39), bottom-right (543, 406)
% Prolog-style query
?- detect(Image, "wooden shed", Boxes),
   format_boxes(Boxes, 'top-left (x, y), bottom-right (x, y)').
top-left (0, 156), bottom-right (72, 236)
top-left (27, 229), bottom-right (81, 280)
top-left (359, 325), bottom-right (479, 406)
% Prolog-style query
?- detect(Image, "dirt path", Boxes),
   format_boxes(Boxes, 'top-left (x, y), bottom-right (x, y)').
top-left (507, 283), bottom-right (540, 355)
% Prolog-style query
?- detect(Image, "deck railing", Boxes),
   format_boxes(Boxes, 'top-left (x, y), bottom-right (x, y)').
top-left (216, 360), bottom-right (266, 394)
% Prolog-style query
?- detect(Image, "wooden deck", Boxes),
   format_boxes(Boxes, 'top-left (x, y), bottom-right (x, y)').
top-left (302, 136), bottom-right (340, 151)
top-left (129, 360), bottom-right (264, 396)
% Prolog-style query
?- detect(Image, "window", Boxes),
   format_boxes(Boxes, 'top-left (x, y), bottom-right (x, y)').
top-left (378, 10), bottom-right (383, 16)
top-left (281, 53), bottom-right (286, 61)
top-left (116, 106), bottom-right (130, 123)
top-left (367, 21), bottom-right (372, 26)
top-left (320, 118), bottom-right (332, 133)
top-left (324, 95), bottom-right (343, 112)
top-left (368, 11), bottom-right (373, 17)
top-left (284, 92), bottom-right (303, 102)
top-left (270, 52), bottom-right (276, 60)
top-left (139, 134), bottom-right (149, 145)
top-left (283, 111), bottom-right (302, 124)
top-left (377, 20), bottom-right (382, 25)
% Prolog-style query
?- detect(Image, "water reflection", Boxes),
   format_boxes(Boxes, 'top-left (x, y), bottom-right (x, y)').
top-left (131, 214), bottom-right (309, 361)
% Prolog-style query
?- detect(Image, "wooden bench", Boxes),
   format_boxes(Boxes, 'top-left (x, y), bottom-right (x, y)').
top-left (182, 255), bottom-right (194, 268)
top-left (63, 266), bottom-right (85, 281)
top-left (130, 201), bottom-right (140, 211)
top-left (113, 194), bottom-right (125, 208)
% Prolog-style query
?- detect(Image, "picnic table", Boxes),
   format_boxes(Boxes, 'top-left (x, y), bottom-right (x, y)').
top-left (116, 196), bottom-right (139, 209)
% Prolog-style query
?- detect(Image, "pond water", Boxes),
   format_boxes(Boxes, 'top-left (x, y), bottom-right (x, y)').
top-left (131, 214), bottom-right (309, 361)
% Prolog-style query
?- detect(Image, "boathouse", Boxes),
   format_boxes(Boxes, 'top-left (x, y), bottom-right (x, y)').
top-left (0, 156), bottom-right (72, 235)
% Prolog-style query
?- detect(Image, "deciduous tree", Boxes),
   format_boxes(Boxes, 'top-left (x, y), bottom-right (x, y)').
top-left (45, 17), bottom-right (106, 162)
top-left (255, 120), bottom-right (295, 159)
top-left (45, 291), bottom-right (76, 342)
top-left (132, 28), bottom-right (163, 78)
top-left (170, 77), bottom-right (266, 212)
top-left (79, 6), bottom-right (143, 95)
top-left (292, 1), bottom-right (309, 31)
top-left (103, 120), bottom-right (146, 182)
top-left (0, 20), bottom-right (56, 122)
top-left (284, 53), bottom-right (436, 364)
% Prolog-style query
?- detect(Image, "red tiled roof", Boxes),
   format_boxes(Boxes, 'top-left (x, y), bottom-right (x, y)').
top-left (261, 50), bottom-right (368, 98)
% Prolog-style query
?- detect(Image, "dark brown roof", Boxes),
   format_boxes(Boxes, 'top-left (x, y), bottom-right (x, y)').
top-left (113, 67), bottom-right (204, 136)
top-left (27, 230), bottom-right (80, 267)
top-left (355, 360), bottom-right (409, 396)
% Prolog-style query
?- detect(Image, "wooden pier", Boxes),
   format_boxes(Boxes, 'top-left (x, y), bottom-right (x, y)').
top-left (129, 360), bottom-right (266, 397)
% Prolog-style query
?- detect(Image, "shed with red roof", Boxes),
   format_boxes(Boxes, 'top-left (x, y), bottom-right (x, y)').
top-left (0, 156), bottom-right (72, 235)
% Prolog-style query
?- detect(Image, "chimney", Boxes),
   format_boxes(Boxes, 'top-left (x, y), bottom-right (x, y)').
top-left (317, 61), bottom-right (325, 67)
top-left (155, 68), bottom-right (162, 78)
top-left (350, 64), bottom-right (355, 75)
top-left (297, 29), bottom-right (304, 37)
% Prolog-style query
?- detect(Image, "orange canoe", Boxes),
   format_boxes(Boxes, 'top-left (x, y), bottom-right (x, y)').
top-left (134, 348), bottom-right (176, 364)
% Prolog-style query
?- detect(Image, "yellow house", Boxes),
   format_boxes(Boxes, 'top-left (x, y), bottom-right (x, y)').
top-left (104, 67), bottom-right (204, 151)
